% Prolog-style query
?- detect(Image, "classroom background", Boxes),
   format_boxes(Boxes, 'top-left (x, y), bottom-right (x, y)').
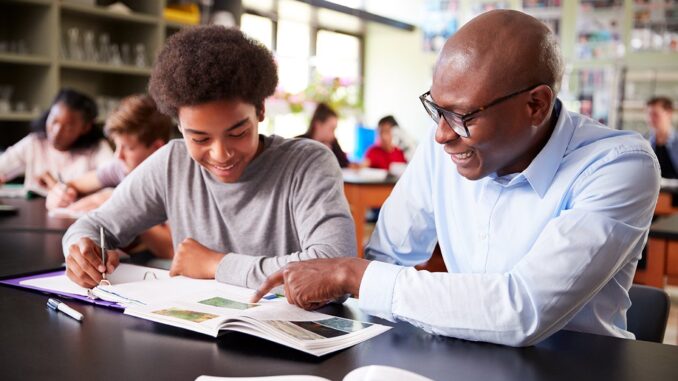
top-left (1, 0), bottom-right (678, 370)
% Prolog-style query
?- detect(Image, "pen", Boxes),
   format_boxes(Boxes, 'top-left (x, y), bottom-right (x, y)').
top-left (100, 226), bottom-right (107, 281)
top-left (47, 298), bottom-right (83, 322)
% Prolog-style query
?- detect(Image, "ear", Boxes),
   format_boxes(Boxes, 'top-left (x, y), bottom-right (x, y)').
top-left (527, 85), bottom-right (554, 127)
top-left (150, 139), bottom-right (165, 151)
top-left (257, 103), bottom-right (266, 122)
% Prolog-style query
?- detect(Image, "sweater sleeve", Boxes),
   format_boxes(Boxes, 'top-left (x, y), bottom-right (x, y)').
top-left (0, 134), bottom-right (33, 182)
top-left (215, 145), bottom-right (357, 288)
top-left (62, 143), bottom-right (170, 256)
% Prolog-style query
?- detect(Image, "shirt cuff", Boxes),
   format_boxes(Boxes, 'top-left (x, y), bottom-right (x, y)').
top-left (215, 253), bottom-right (258, 288)
top-left (358, 261), bottom-right (404, 322)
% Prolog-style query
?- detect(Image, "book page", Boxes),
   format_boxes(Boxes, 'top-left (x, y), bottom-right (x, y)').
top-left (20, 263), bottom-right (169, 298)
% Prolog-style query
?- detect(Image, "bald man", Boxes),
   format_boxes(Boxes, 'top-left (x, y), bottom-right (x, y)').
top-left (252, 10), bottom-right (660, 346)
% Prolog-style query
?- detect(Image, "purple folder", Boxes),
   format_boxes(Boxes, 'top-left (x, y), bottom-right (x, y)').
top-left (0, 269), bottom-right (125, 310)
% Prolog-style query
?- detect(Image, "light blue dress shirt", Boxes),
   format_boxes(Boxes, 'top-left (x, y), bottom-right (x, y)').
top-left (359, 102), bottom-right (660, 346)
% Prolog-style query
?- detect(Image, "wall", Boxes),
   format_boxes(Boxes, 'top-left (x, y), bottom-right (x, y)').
top-left (363, 22), bottom-right (437, 146)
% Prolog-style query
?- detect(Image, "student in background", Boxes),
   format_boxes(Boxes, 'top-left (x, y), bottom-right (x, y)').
top-left (646, 96), bottom-right (676, 178)
top-left (46, 94), bottom-right (172, 211)
top-left (62, 26), bottom-right (355, 288)
top-left (298, 103), bottom-right (350, 168)
top-left (47, 94), bottom-right (174, 259)
top-left (363, 115), bottom-right (407, 170)
top-left (0, 89), bottom-right (113, 194)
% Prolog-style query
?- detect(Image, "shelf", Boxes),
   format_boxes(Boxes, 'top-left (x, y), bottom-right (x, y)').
top-left (165, 20), bottom-right (196, 30)
top-left (59, 60), bottom-right (152, 76)
top-left (0, 112), bottom-right (39, 122)
top-left (0, 53), bottom-right (51, 66)
top-left (2, 0), bottom-right (51, 6)
top-left (60, 2), bottom-right (159, 25)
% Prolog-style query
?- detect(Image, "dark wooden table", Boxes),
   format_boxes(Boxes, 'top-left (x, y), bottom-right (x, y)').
top-left (2, 196), bottom-right (678, 381)
top-left (2, 284), bottom-right (678, 381)
top-left (0, 198), bottom-right (74, 234)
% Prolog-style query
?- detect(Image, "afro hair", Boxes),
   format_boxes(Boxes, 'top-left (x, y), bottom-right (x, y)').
top-left (149, 25), bottom-right (278, 118)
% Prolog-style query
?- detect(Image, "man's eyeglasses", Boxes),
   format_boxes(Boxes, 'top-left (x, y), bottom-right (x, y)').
top-left (419, 84), bottom-right (542, 138)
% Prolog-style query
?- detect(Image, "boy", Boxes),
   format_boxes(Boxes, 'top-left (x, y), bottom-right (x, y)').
top-left (62, 26), bottom-right (355, 288)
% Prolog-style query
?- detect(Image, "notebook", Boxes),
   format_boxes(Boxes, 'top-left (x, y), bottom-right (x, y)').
top-left (2, 264), bottom-right (391, 356)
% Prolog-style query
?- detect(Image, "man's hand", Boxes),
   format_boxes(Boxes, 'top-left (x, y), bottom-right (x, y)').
top-left (46, 183), bottom-right (78, 210)
top-left (66, 237), bottom-right (120, 288)
top-left (169, 238), bottom-right (224, 279)
top-left (250, 258), bottom-right (371, 310)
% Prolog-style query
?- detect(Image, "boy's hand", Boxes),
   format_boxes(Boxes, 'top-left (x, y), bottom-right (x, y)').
top-left (66, 237), bottom-right (120, 288)
top-left (170, 238), bottom-right (224, 279)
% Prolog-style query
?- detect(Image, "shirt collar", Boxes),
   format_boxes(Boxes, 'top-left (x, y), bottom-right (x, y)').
top-left (501, 99), bottom-right (576, 197)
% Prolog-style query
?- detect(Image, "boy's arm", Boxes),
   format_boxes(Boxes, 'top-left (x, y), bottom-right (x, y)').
top-left (216, 146), bottom-right (356, 288)
top-left (62, 144), bottom-right (171, 282)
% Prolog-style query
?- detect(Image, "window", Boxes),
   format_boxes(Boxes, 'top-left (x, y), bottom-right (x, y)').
top-left (241, 1), bottom-right (364, 158)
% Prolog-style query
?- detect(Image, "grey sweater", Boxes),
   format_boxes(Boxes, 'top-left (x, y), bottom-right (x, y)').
top-left (62, 135), bottom-right (356, 288)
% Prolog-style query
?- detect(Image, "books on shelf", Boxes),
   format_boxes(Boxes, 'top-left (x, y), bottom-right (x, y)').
top-left (6, 264), bottom-right (390, 357)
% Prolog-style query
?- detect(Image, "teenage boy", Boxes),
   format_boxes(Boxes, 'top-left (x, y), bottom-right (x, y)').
top-left (62, 26), bottom-right (356, 288)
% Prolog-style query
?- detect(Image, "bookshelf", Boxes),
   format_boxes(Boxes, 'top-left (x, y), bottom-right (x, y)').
top-left (0, 0), bottom-right (199, 149)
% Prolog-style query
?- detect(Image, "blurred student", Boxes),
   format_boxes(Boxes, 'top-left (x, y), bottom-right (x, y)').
top-left (46, 94), bottom-right (172, 211)
top-left (298, 103), bottom-right (350, 168)
top-left (363, 115), bottom-right (407, 170)
top-left (646, 96), bottom-right (677, 179)
top-left (0, 89), bottom-right (112, 194)
top-left (62, 26), bottom-right (355, 288)
top-left (48, 94), bottom-right (174, 259)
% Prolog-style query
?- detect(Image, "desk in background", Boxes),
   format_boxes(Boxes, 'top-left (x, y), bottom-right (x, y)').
top-left (637, 214), bottom-right (678, 288)
top-left (343, 175), bottom-right (397, 257)
top-left (0, 198), bottom-right (74, 234)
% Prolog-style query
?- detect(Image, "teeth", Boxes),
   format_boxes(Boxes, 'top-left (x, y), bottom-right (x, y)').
top-left (213, 163), bottom-right (235, 170)
top-left (454, 151), bottom-right (473, 159)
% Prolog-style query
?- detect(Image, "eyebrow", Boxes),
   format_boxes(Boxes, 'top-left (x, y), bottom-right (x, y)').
top-left (182, 117), bottom-right (250, 135)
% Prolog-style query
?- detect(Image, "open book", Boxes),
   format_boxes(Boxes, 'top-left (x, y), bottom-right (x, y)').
top-left (196, 365), bottom-right (433, 381)
top-left (12, 264), bottom-right (390, 356)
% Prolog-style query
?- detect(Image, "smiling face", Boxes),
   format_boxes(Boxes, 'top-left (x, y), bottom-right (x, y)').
top-left (46, 102), bottom-right (92, 151)
top-left (430, 10), bottom-right (558, 180)
top-left (430, 71), bottom-right (543, 180)
top-left (178, 99), bottom-right (264, 183)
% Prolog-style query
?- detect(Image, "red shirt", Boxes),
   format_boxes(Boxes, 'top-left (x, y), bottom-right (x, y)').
top-left (365, 145), bottom-right (407, 170)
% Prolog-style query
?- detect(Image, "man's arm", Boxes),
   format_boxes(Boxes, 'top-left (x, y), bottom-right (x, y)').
top-left (254, 144), bottom-right (660, 347)
top-left (364, 129), bottom-right (438, 266)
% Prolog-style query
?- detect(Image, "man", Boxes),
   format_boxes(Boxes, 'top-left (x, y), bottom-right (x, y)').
top-left (253, 10), bottom-right (660, 347)
top-left (646, 96), bottom-right (677, 178)
top-left (62, 26), bottom-right (355, 288)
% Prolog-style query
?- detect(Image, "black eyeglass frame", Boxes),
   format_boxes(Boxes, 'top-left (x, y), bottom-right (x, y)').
top-left (419, 84), bottom-right (543, 138)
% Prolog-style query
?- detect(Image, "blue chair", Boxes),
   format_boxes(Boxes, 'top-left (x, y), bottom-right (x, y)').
top-left (627, 284), bottom-right (671, 343)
